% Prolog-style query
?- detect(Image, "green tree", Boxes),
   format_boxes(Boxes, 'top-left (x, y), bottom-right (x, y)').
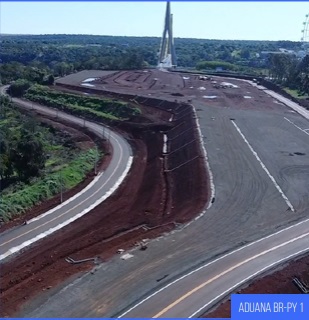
top-left (0, 134), bottom-right (13, 180)
top-left (10, 129), bottom-right (46, 182)
top-left (9, 79), bottom-right (31, 97)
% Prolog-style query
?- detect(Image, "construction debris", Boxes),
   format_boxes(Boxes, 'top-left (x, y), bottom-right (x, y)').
top-left (65, 256), bottom-right (99, 264)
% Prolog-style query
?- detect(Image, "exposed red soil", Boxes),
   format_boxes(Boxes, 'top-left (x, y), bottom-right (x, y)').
top-left (56, 69), bottom-right (289, 113)
top-left (0, 92), bottom-right (209, 316)
top-left (203, 254), bottom-right (309, 318)
top-left (2, 68), bottom-right (299, 317)
top-left (0, 112), bottom-right (112, 233)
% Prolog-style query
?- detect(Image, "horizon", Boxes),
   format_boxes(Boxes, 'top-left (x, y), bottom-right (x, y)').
top-left (0, 33), bottom-right (303, 43)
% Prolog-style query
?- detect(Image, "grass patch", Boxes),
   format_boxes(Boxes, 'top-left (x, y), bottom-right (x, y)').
top-left (284, 87), bottom-right (309, 100)
top-left (0, 148), bottom-right (101, 221)
top-left (24, 85), bottom-right (141, 122)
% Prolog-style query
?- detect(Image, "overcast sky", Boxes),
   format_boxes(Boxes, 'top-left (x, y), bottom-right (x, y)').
top-left (1, 1), bottom-right (309, 41)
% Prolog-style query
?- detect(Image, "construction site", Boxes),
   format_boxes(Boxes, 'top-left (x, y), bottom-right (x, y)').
top-left (1, 1), bottom-right (309, 318)
top-left (0, 67), bottom-right (308, 317)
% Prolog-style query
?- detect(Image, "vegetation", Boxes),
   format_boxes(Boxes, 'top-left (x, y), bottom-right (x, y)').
top-left (268, 53), bottom-right (309, 96)
top-left (9, 79), bottom-right (32, 97)
top-left (0, 148), bottom-right (100, 222)
top-left (0, 96), bottom-right (46, 182)
top-left (0, 96), bottom-right (101, 221)
top-left (0, 34), bottom-right (304, 84)
top-left (24, 85), bottom-right (140, 121)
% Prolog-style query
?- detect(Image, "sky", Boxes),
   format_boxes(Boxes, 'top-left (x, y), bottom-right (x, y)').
top-left (1, 1), bottom-right (309, 41)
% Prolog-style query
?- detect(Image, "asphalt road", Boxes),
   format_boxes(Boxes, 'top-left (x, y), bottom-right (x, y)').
top-left (120, 218), bottom-right (309, 318)
top-left (0, 86), bottom-right (133, 261)
top-left (21, 83), bottom-right (309, 318)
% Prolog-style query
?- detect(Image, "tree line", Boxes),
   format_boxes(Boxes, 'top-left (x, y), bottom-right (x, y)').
top-left (0, 97), bottom-right (46, 184)
top-left (268, 53), bottom-right (309, 96)
top-left (0, 34), bottom-right (304, 84)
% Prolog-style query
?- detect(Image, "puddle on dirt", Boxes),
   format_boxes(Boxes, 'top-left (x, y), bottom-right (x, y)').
top-left (274, 100), bottom-right (284, 105)
top-left (81, 83), bottom-right (95, 87)
top-left (203, 95), bottom-right (217, 99)
top-left (121, 253), bottom-right (134, 260)
top-left (183, 77), bottom-right (190, 80)
top-left (198, 87), bottom-right (206, 90)
top-left (243, 96), bottom-right (252, 99)
top-left (82, 78), bottom-right (98, 82)
top-left (221, 82), bottom-right (239, 88)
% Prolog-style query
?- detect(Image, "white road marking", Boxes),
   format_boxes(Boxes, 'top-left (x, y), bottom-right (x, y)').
top-left (0, 129), bottom-right (124, 248)
top-left (153, 231), bottom-right (309, 317)
top-left (191, 104), bottom-right (215, 210)
top-left (0, 99), bottom-right (134, 260)
top-left (188, 246), bottom-right (309, 318)
top-left (231, 120), bottom-right (295, 212)
top-left (0, 156), bottom-right (133, 261)
top-left (264, 90), bottom-right (309, 121)
top-left (163, 134), bottom-right (168, 154)
top-left (117, 217), bottom-right (309, 318)
top-left (28, 172), bottom-right (104, 224)
top-left (284, 117), bottom-right (309, 136)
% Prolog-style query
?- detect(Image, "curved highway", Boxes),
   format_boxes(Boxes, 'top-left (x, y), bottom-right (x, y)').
top-left (0, 86), bottom-right (133, 261)
top-left (5, 80), bottom-right (309, 318)
top-left (119, 217), bottom-right (309, 318)
top-left (118, 83), bottom-right (309, 318)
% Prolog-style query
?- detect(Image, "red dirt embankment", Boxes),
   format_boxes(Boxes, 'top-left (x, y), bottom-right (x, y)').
top-left (0, 97), bottom-right (209, 317)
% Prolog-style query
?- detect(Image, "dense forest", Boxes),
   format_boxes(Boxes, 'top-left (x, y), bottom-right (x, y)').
top-left (0, 34), bottom-right (305, 83)
top-left (0, 33), bottom-right (308, 99)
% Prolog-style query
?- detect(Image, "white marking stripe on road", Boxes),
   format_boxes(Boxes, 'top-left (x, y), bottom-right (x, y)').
top-left (189, 246), bottom-right (309, 318)
top-left (192, 104), bottom-right (215, 210)
top-left (284, 117), bottom-right (309, 136)
top-left (28, 172), bottom-right (104, 224)
top-left (231, 120), bottom-right (295, 212)
top-left (264, 90), bottom-right (309, 121)
top-left (118, 216), bottom-right (309, 318)
top-left (153, 231), bottom-right (309, 317)
top-left (0, 156), bottom-right (133, 261)
top-left (0, 128), bottom-right (125, 249)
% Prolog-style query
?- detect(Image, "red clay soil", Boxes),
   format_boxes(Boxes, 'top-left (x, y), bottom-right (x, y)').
top-left (57, 69), bottom-right (289, 113)
top-left (203, 254), bottom-right (309, 318)
top-left (0, 96), bottom-right (209, 316)
top-left (0, 113), bottom-right (112, 233)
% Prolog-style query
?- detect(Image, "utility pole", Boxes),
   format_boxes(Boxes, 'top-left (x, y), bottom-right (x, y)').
top-left (94, 145), bottom-right (98, 175)
top-left (107, 127), bottom-right (111, 142)
top-left (60, 170), bottom-right (63, 203)
top-left (9, 86), bottom-right (12, 102)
